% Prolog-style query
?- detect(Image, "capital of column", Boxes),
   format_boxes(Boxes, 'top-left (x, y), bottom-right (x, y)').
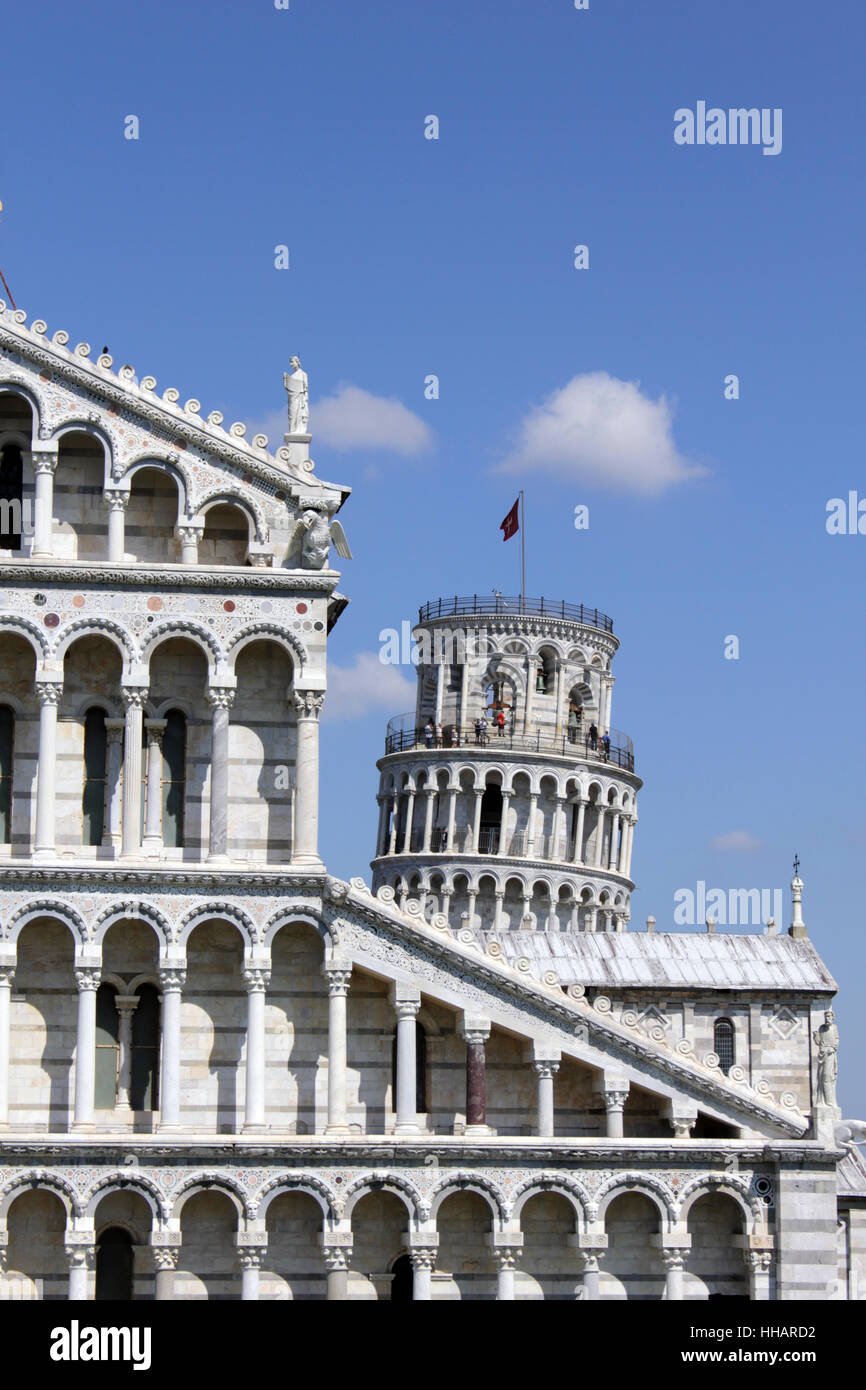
top-left (744, 1249), bottom-right (773, 1274)
top-left (144, 718), bottom-right (168, 744)
top-left (65, 1244), bottom-right (96, 1271)
top-left (661, 1247), bottom-right (690, 1272)
top-left (176, 522), bottom-right (203, 542)
top-left (322, 964), bottom-right (352, 997)
top-left (121, 685), bottom-right (149, 710)
top-left (104, 717), bottom-right (125, 744)
top-left (74, 967), bottom-right (101, 993)
top-left (293, 689), bottom-right (326, 720)
top-left (35, 680), bottom-right (63, 707)
top-left (461, 1015), bottom-right (491, 1046)
top-left (532, 1060), bottom-right (560, 1081)
top-left (32, 451), bottom-right (59, 476)
top-left (114, 995), bottom-right (139, 1018)
top-left (408, 1247), bottom-right (437, 1271)
top-left (206, 687), bottom-right (236, 711)
top-left (242, 966), bottom-right (271, 994)
top-left (322, 1245), bottom-right (352, 1272)
top-left (603, 1088), bottom-right (629, 1113)
top-left (394, 999), bottom-right (421, 1020)
top-left (0, 967), bottom-right (15, 990)
top-left (151, 1246), bottom-right (180, 1273)
top-left (103, 488), bottom-right (129, 512)
top-left (158, 965), bottom-right (187, 992)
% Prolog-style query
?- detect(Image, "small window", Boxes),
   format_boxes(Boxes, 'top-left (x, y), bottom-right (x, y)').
top-left (0, 704), bottom-right (13, 844)
top-left (714, 1018), bottom-right (735, 1075)
top-left (82, 708), bottom-right (108, 845)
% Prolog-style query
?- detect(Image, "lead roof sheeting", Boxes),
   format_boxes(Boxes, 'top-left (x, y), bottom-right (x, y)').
top-left (481, 931), bottom-right (836, 992)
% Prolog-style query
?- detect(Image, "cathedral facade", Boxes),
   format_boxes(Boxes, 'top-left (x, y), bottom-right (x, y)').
top-left (0, 300), bottom-right (863, 1300)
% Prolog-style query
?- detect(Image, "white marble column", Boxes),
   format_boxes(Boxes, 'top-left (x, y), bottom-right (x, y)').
top-left (445, 785), bottom-right (457, 851)
top-left (662, 1246), bottom-right (690, 1301)
top-left (103, 719), bottom-right (125, 850)
top-left (526, 792), bottom-right (539, 857)
top-left (387, 793), bottom-right (399, 854)
top-left (409, 1246), bottom-right (436, 1300)
top-left (292, 690), bottom-right (324, 864)
top-left (242, 962), bottom-right (271, 1132)
top-left (121, 686), bottom-right (148, 857)
top-left (237, 1237), bottom-right (267, 1299)
top-left (323, 1243), bottom-right (352, 1300)
top-left (492, 1240), bottom-right (522, 1300)
top-left (422, 789), bottom-right (435, 852)
top-left (152, 1243), bottom-right (180, 1300)
top-left (72, 966), bottom-right (101, 1129)
top-left (471, 788), bottom-right (484, 852)
top-left (594, 808), bottom-right (606, 867)
top-left (434, 662), bottom-right (444, 722)
top-left (493, 890), bottom-right (505, 932)
top-left (624, 818), bottom-right (636, 876)
top-left (533, 1050), bottom-right (560, 1137)
top-left (66, 1240), bottom-right (96, 1300)
top-left (177, 522), bottom-right (202, 565)
top-left (31, 450), bottom-right (58, 558)
top-left (375, 795), bottom-right (387, 856)
top-left (114, 994), bottom-right (139, 1112)
top-left (552, 797), bottom-right (566, 861)
top-left (572, 799), bottom-right (586, 865)
top-left (206, 687), bottom-right (235, 862)
top-left (142, 719), bottom-right (167, 856)
top-left (497, 790), bottom-right (511, 855)
top-left (608, 812), bottom-right (621, 871)
top-left (0, 961), bottom-right (14, 1128)
top-left (401, 789), bottom-right (416, 854)
top-left (393, 987), bottom-right (421, 1134)
top-left (580, 1249), bottom-right (603, 1300)
top-left (745, 1248), bottom-right (773, 1300)
top-left (466, 886), bottom-right (478, 929)
top-left (34, 679), bottom-right (63, 858)
top-left (323, 961), bottom-right (352, 1133)
top-left (104, 488), bottom-right (128, 563)
top-left (602, 1076), bottom-right (629, 1139)
top-left (158, 963), bottom-right (186, 1131)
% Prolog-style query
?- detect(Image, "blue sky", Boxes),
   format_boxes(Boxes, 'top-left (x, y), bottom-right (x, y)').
top-left (2, 0), bottom-right (864, 1112)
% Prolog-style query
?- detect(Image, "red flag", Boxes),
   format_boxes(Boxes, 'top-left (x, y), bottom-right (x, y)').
top-left (500, 497), bottom-right (519, 541)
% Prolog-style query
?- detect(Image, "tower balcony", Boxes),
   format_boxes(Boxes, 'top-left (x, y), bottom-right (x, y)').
top-left (384, 714), bottom-right (635, 775)
top-left (418, 594), bottom-right (614, 633)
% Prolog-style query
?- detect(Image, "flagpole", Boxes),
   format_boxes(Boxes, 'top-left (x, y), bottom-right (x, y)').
top-left (520, 490), bottom-right (525, 607)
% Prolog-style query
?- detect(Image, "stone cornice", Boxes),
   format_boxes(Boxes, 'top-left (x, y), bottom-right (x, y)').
top-left (419, 612), bottom-right (620, 658)
top-left (0, 863), bottom-right (328, 891)
top-left (0, 562), bottom-right (340, 593)
top-left (376, 745), bottom-right (642, 790)
top-left (373, 847), bottom-right (635, 888)
top-left (0, 1136), bottom-right (834, 1164)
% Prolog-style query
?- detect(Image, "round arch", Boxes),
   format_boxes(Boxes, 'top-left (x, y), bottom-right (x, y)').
top-left (430, 1173), bottom-right (506, 1224)
top-left (85, 1174), bottom-right (167, 1223)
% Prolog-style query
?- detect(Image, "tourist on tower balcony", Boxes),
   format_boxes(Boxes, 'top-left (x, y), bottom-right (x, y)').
top-left (601, 731), bottom-right (610, 761)
top-left (568, 707), bottom-right (580, 744)
top-left (450, 725), bottom-right (460, 747)
top-left (495, 708), bottom-right (506, 737)
top-left (435, 720), bottom-right (443, 747)
top-left (424, 720), bottom-right (434, 748)
top-left (588, 722), bottom-right (598, 751)
top-left (474, 716), bottom-right (488, 745)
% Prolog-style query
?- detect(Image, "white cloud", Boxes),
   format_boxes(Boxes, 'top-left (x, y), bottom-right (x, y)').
top-left (323, 652), bottom-right (415, 721)
top-left (312, 383), bottom-right (433, 455)
top-left (709, 830), bottom-right (764, 852)
top-left (495, 371), bottom-right (707, 495)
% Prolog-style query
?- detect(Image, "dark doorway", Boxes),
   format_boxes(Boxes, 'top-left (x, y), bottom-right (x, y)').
top-left (95, 1226), bottom-right (134, 1301)
top-left (390, 1253), bottom-right (413, 1302)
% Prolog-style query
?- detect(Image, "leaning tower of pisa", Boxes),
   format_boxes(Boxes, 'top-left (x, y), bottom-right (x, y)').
top-left (371, 593), bottom-right (641, 934)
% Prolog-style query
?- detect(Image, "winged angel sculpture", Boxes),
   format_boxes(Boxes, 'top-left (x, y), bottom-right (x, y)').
top-left (289, 505), bottom-right (353, 570)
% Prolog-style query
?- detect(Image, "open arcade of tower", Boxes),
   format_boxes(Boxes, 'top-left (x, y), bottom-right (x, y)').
top-left (0, 301), bottom-right (863, 1302)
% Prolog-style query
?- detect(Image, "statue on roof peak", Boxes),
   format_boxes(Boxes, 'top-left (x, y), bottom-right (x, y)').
top-left (283, 355), bottom-right (309, 436)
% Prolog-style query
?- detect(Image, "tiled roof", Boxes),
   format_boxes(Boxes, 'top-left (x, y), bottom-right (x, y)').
top-left (482, 929), bottom-right (836, 993)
